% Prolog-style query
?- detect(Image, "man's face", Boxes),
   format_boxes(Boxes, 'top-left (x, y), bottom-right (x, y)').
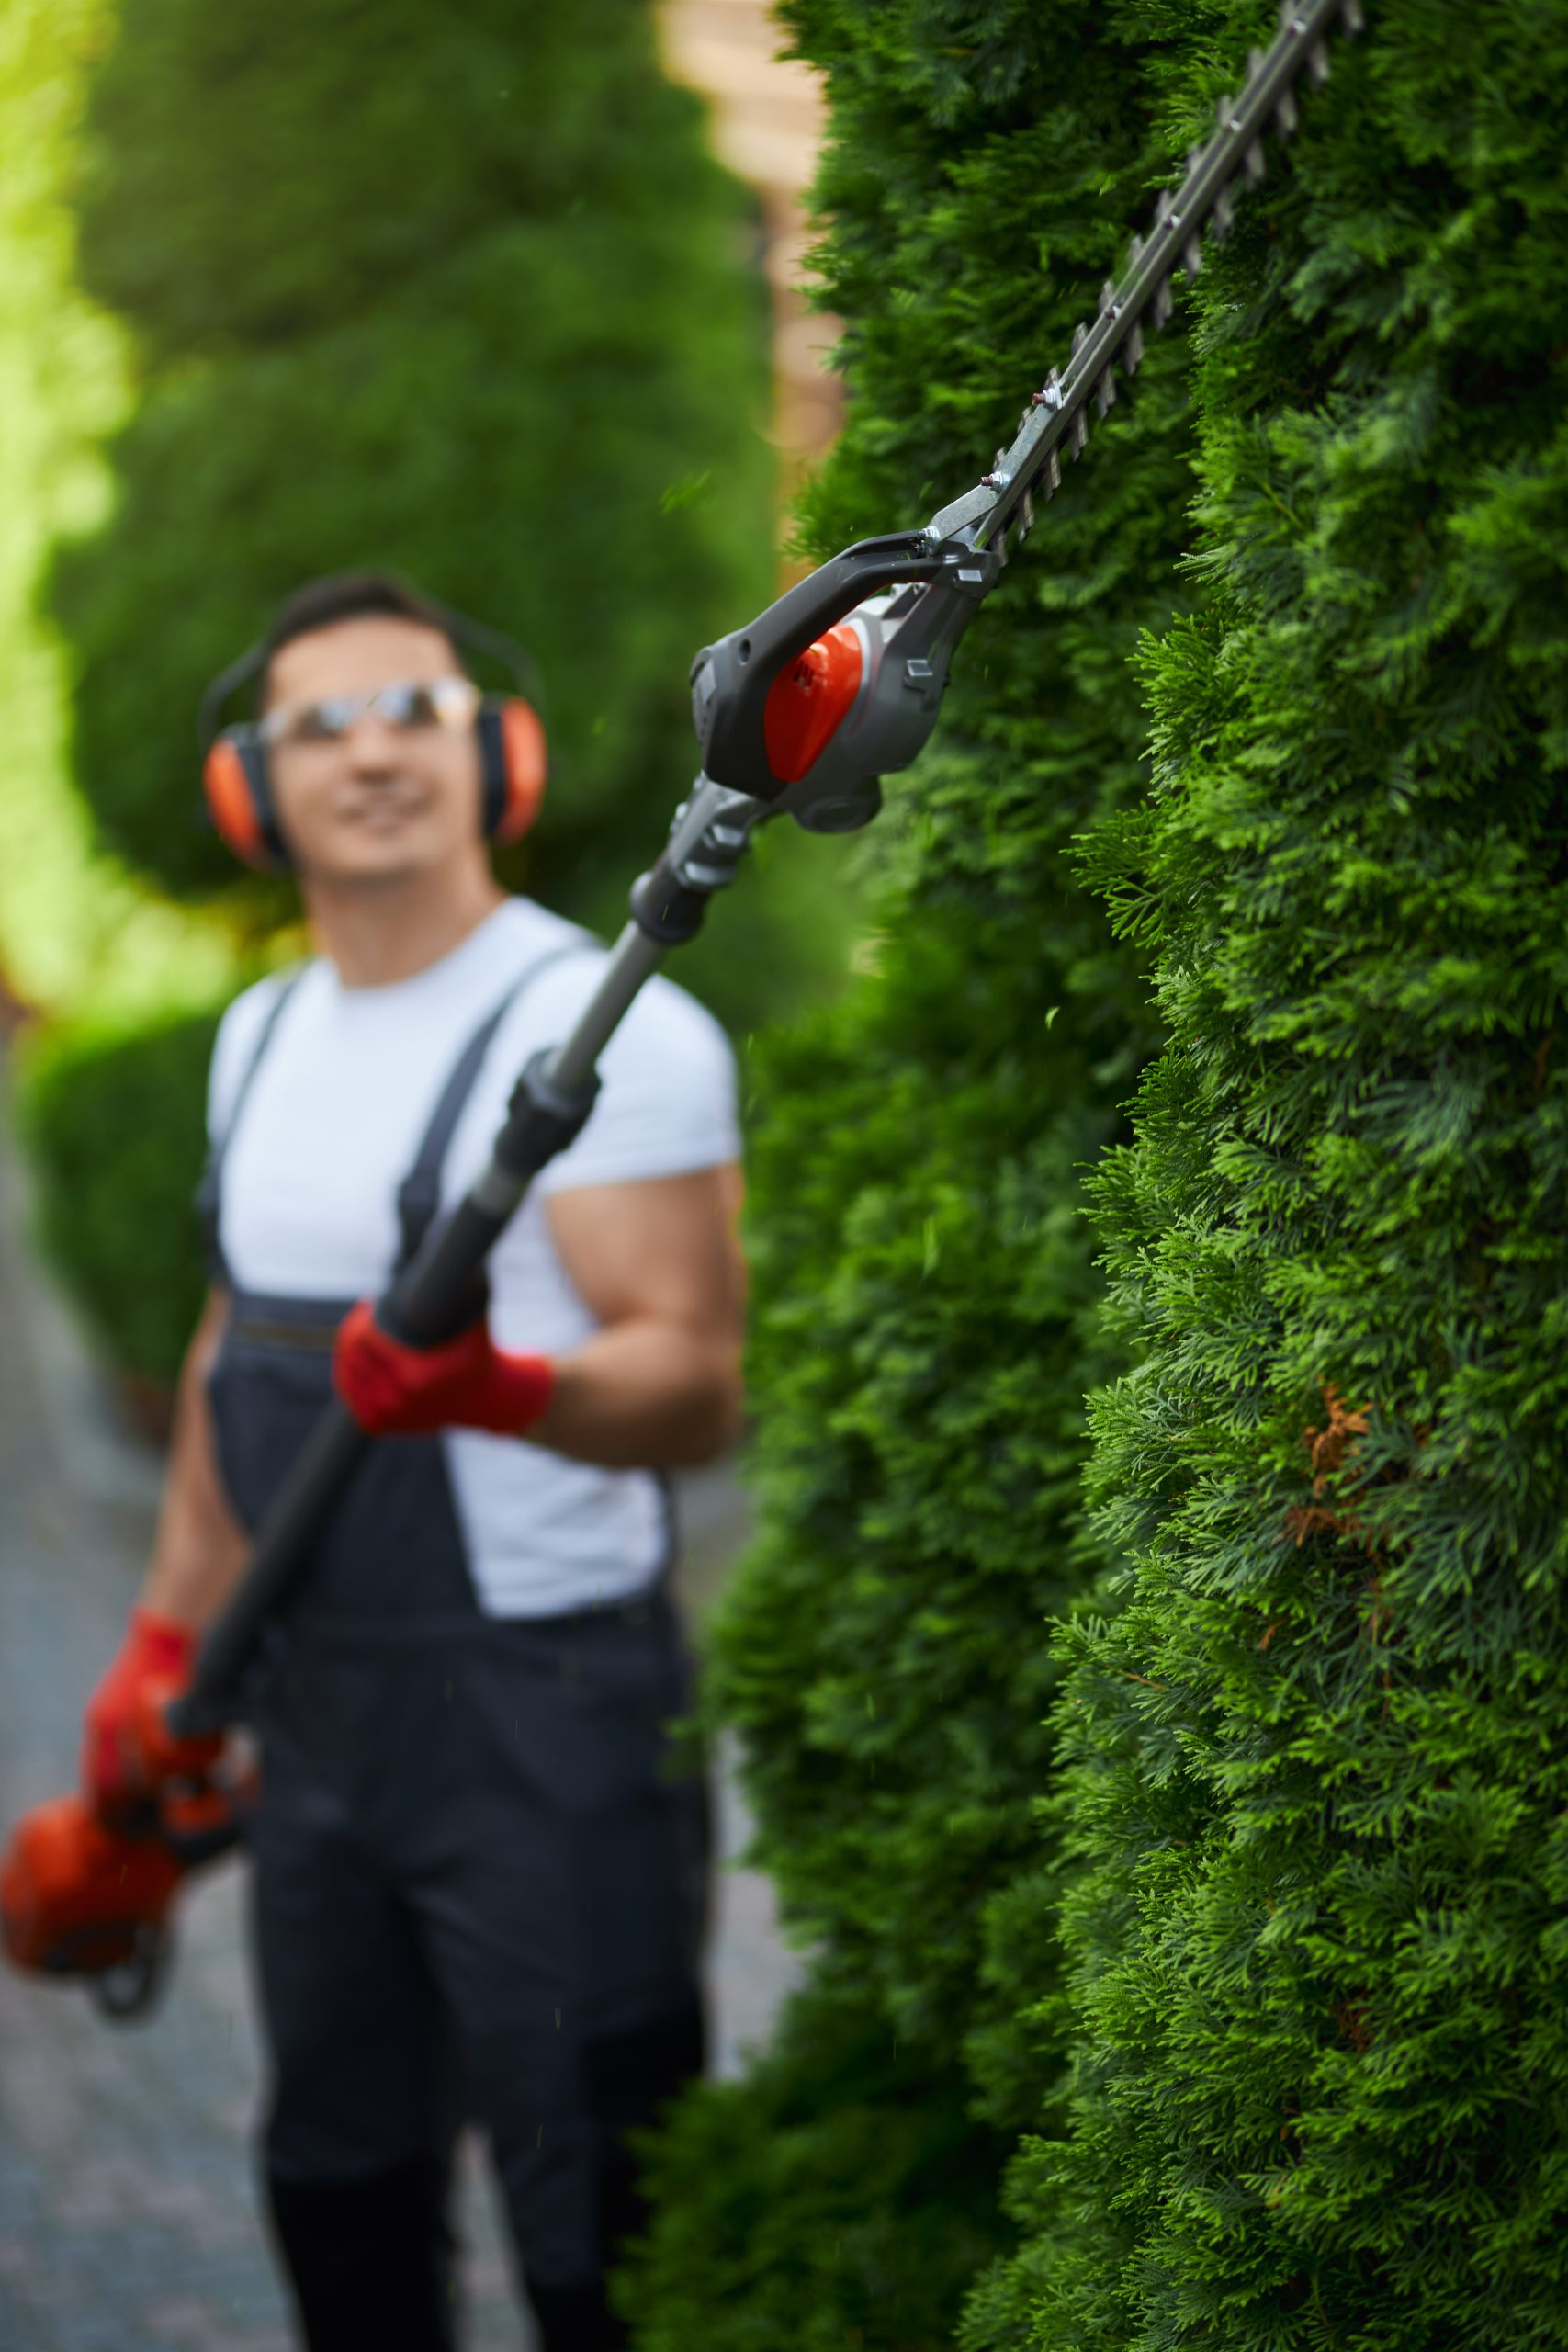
top-left (263, 616), bottom-right (486, 886)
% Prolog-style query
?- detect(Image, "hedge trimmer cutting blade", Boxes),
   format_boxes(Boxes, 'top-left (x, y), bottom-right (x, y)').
top-left (691, 0), bottom-right (1364, 834)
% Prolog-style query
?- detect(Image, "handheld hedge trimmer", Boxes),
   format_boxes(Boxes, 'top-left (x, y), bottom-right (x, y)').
top-left (1, 0), bottom-right (1363, 2018)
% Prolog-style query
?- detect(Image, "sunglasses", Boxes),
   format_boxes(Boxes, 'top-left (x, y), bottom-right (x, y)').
top-left (261, 674), bottom-right (482, 751)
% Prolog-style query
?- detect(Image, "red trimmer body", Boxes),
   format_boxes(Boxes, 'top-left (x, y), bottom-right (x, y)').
top-left (1, 1706), bottom-right (253, 2019)
top-left (2, 1794), bottom-right (183, 1981)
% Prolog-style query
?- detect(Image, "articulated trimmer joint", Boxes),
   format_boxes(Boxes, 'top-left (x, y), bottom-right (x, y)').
top-left (691, 536), bottom-right (1001, 833)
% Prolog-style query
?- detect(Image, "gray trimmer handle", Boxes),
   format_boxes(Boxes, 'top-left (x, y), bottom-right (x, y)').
top-left (692, 531), bottom-right (983, 799)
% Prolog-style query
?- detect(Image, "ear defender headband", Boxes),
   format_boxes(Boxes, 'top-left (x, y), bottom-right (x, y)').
top-left (198, 599), bottom-right (548, 872)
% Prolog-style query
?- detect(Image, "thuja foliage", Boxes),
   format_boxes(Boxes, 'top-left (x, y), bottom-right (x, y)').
top-left (976, 5), bottom-right (1568, 2346)
top-left (626, 3), bottom-right (1204, 2339)
top-left (50, 0), bottom-right (774, 943)
top-left (617, 1969), bottom-right (1009, 2352)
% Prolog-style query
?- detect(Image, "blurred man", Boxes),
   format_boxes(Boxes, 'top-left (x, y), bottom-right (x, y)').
top-left (80, 572), bottom-right (745, 2351)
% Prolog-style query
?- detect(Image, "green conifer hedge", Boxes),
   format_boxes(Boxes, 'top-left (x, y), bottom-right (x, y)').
top-left (975, 4), bottom-right (1568, 2345)
top-left (625, 3), bottom-right (1202, 2340)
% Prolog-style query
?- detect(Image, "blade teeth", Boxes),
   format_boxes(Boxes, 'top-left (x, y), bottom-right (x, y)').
top-left (1343, 0), bottom-right (1365, 30)
top-left (1095, 367), bottom-right (1116, 417)
top-left (1045, 449), bottom-right (1062, 497)
top-left (1127, 232), bottom-right (1145, 272)
top-left (1100, 277), bottom-right (1117, 316)
top-left (1071, 407), bottom-right (1089, 458)
top-left (1125, 319), bottom-right (1145, 372)
top-left (1181, 232), bottom-right (1202, 280)
top-left (1020, 486), bottom-right (1036, 538)
top-left (1308, 36), bottom-right (1331, 82)
top-left (1152, 277), bottom-right (1174, 328)
top-left (1071, 321), bottom-right (1088, 353)
top-left (1212, 187), bottom-right (1234, 240)
top-left (1276, 85), bottom-right (1299, 135)
top-left (1244, 138), bottom-right (1267, 185)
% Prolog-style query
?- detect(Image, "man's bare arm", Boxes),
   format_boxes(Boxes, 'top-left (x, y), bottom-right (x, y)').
top-left (139, 1289), bottom-right (252, 1631)
top-left (532, 1162), bottom-right (746, 1469)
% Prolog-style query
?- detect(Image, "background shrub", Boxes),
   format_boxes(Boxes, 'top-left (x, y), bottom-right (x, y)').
top-left (51, 0), bottom-right (776, 939)
top-left (15, 1007), bottom-right (218, 1387)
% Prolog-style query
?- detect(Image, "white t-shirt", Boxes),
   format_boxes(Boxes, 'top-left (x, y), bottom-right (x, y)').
top-left (208, 897), bottom-right (740, 1618)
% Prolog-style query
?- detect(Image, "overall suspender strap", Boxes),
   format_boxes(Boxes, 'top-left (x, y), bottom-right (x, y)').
top-left (197, 967), bottom-right (307, 1278)
top-left (392, 941), bottom-right (592, 1272)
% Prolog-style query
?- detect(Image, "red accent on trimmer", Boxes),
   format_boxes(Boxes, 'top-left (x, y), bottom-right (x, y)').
top-left (761, 622), bottom-right (863, 783)
top-left (1, 1793), bottom-right (182, 1978)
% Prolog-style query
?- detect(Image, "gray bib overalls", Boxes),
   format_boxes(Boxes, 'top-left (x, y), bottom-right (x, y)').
top-left (202, 958), bottom-right (709, 2349)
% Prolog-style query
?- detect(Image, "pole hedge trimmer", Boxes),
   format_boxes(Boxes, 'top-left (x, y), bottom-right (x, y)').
top-left (1, 0), bottom-right (1363, 2018)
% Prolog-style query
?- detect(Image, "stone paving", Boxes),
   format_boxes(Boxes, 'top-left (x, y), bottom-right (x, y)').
top-left (0, 1099), bottom-right (802, 2349)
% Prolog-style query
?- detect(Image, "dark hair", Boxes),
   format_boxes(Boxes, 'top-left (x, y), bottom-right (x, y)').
top-left (257, 570), bottom-right (465, 703)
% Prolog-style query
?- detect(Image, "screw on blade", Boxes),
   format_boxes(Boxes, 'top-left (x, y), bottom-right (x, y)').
top-left (1031, 367), bottom-right (1065, 411)
top-left (1276, 84), bottom-right (1300, 135)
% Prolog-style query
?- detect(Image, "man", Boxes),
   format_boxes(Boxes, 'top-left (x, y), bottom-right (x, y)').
top-left (79, 571), bottom-right (746, 2351)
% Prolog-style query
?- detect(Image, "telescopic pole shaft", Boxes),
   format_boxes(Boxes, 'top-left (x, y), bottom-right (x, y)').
top-left (169, 777), bottom-right (758, 1735)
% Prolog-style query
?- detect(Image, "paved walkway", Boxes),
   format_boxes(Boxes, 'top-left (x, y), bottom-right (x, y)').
top-left (0, 1097), bottom-right (800, 2349)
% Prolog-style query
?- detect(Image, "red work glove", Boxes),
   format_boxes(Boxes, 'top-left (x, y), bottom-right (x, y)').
top-left (333, 1300), bottom-right (555, 1440)
top-left (81, 1607), bottom-right (197, 1811)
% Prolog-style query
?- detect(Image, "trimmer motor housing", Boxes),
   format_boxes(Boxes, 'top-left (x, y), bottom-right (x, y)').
top-left (689, 533), bottom-right (1001, 832)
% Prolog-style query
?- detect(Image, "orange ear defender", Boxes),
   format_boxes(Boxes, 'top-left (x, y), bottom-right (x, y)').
top-left (197, 592), bottom-right (549, 871)
top-left (479, 693), bottom-right (548, 844)
top-left (202, 727), bottom-right (289, 870)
